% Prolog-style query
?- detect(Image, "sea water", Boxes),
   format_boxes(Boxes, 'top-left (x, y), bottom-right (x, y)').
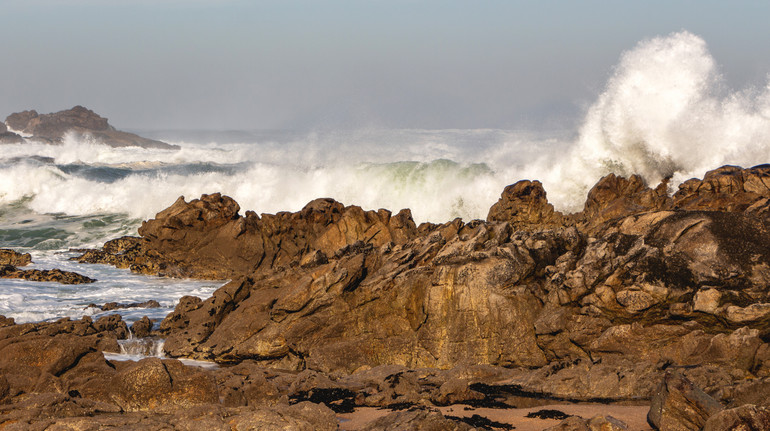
top-left (2, 31), bottom-right (770, 327)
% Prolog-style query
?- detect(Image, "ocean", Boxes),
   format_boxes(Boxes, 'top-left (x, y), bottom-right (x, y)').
top-left (2, 31), bottom-right (770, 328)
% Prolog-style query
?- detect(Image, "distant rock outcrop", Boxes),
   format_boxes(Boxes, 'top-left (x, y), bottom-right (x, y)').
top-left (3, 106), bottom-right (178, 149)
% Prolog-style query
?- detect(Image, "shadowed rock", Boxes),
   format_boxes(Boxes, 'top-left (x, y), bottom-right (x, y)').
top-left (647, 370), bottom-right (723, 431)
top-left (702, 404), bottom-right (770, 431)
top-left (362, 409), bottom-right (474, 431)
top-left (545, 415), bottom-right (628, 431)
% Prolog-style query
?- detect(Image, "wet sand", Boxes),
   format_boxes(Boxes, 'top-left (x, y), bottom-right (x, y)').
top-left (338, 403), bottom-right (652, 430)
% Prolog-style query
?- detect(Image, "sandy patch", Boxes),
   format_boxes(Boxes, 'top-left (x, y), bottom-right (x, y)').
top-left (338, 403), bottom-right (652, 430)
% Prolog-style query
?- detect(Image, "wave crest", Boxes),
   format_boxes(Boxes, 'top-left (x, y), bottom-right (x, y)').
top-left (541, 31), bottom-right (770, 209)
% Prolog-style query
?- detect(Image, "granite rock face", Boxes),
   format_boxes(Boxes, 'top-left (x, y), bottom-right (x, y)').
top-left (702, 404), bottom-right (770, 431)
top-left (3, 106), bottom-right (178, 149)
top-left (7, 163), bottom-right (761, 428)
top-left (70, 166), bottom-right (770, 384)
top-left (647, 371), bottom-right (724, 431)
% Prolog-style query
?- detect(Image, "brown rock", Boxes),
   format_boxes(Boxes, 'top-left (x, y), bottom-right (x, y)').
top-left (0, 315), bottom-right (128, 405)
top-left (226, 402), bottom-right (338, 430)
top-left (487, 179), bottom-right (566, 228)
top-left (673, 164), bottom-right (770, 211)
top-left (109, 357), bottom-right (218, 412)
top-left (0, 131), bottom-right (24, 144)
top-left (215, 362), bottom-right (284, 407)
top-left (0, 264), bottom-right (95, 284)
top-left (582, 173), bottom-right (669, 229)
top-left (130, 316), bottom-right (153, 338)
top-left (78, 193), bottom-right (419, 279)
top-left (702, 404), bottom-right (770, 431)
top-left (101, 300), bottom-right (160, 311)
top-left (0, 374), bottom-right (9, 401)
top-left (161, 235), bottom-right (548, 371)
top-left (56, 165), bottom-right (770, 409)
top-left (362, 409), bottom-right (473, 431)
top-left (647, 370), bottom-right (724, 431)
top-left (5, 109), bottom-right (38, 131)
top-left (0, 249), bottom-right (31, 266)
top-left (545, 415), bottom-right (628, 431)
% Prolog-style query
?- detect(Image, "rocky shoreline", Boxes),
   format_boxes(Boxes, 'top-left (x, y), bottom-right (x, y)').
top-left (3, 165), bottom-right (770, 429)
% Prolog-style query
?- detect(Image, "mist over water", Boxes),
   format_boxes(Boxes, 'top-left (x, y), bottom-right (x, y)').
top-left (1, 31), bottom-right (770, 253)
top-left (2, 31), bottom-right (770, 326)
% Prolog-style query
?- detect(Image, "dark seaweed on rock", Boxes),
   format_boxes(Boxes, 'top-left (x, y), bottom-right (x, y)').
top-left (526, 408), bottom-right (571, 420)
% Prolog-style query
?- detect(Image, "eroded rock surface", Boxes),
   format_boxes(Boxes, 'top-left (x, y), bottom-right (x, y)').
top-left (18, 163), bottom-right (768, 427)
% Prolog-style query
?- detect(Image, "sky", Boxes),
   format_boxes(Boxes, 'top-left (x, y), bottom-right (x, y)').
top-left (2, 0), bottom-right (770, 131)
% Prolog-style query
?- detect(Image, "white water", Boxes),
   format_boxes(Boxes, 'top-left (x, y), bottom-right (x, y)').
top-left (4, 32), bottom-right (770, 225)
top-left (0, 253), bottom-right (221, 324)
top-left (105, 337), bottom-right (219, 368)
top-left (1, 31), bottom-right (770, 329)
top-left (531, 31), bottom-right (770, 208)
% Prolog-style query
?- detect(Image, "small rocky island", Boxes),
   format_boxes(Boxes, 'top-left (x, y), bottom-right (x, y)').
top-left (3, 165), bottom-right (770, 430)
top-left (1, 106), bottom-right (177, 149)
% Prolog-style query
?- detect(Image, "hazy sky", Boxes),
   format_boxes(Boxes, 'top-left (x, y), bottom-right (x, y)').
top-left (2, 0), bottom-right (770, 130)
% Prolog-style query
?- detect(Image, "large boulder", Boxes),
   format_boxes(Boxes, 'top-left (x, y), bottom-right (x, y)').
top-left (674, 164), bottom-right (770, 211)
top-left (5, 109), bottom-right (38, 131)
top-left (0, 315), bottom-right (127, 403)
top-left (581, 173), bottom-right (669, 229)
top-left (109, 357), bottom-right (219, 412)
top-left (647, 371), bottom-right (724, 431)
top-left (487, 179), bottom-right (566, 228)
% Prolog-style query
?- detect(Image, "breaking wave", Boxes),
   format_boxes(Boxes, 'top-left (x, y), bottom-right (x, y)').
top-left (535, 31), bottom-right (770, 208)
top-left (2, 31), bottom-right (770, 251)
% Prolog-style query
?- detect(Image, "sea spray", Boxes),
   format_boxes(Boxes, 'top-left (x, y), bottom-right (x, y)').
top-left (535, 31), bottom-right (770, 210)
top-left (0, 129), bottom-right (558, 230)
top-left (2, 32), bottom-right (770, 246)
top-left (119, 336), bottom-right (166, 357)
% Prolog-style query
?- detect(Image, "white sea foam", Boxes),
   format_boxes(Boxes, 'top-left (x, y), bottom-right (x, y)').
top-left (0, 129), bottom-right (556, 225)
top-left (534, 31), bottom-right (770, 209)
top-left (0, 254), bottom-right (221, 324)
top-left (1, 31), bottom-right (769, 242)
